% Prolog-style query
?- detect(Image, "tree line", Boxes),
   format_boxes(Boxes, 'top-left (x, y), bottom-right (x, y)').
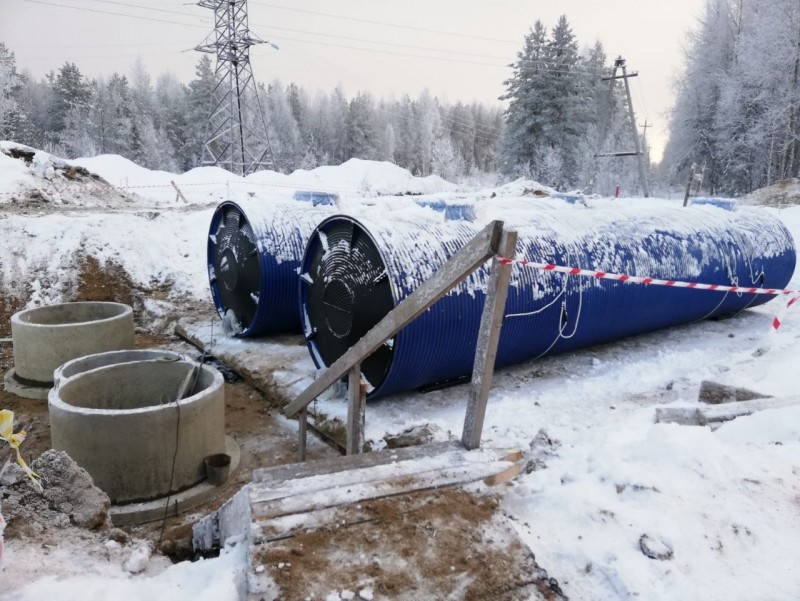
top-left (0, 45), bottom-right (503, 180)
top-left (1, 16), bottom-right (659, 192)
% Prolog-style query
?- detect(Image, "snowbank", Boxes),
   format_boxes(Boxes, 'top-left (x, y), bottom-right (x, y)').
top-left (9, 542), bottom-right (246, 601)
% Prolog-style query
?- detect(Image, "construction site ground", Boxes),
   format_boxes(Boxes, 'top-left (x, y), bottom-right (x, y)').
top-left (1, 308), bottom-right (562, 600)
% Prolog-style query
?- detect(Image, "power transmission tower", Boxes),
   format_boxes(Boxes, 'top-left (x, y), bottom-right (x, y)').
top-left (595, 56), bottom-right (650, 197)
top-left (196, 0), bottom-right (275, 176)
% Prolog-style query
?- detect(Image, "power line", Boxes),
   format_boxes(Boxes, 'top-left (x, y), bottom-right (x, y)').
top-left (19, 0), bottom-right (207, 28)
top-left (67, 0), bottom-right (206, 19)
top-left (19, 0), bottom-right (607, 79)
top-left (249, 2), bottom-right (520, 45)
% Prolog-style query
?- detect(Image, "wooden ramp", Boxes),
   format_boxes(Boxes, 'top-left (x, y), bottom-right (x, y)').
top-left (193, 443), bottom-right (564, 600)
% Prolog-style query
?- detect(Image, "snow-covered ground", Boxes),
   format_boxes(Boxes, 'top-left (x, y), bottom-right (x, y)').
top-left (1, 145), bottom-right (799, 600)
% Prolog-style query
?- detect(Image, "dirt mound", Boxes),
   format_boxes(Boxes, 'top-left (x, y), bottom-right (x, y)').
top-left (1, 449), bottom-right (111, 537)
top-left (742, 178), bottom-right (800, 206)
top-left (0, 143), bottom-right (133, 211)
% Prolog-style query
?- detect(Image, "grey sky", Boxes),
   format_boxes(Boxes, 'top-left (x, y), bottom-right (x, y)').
top-left (1, 0), bottom-right (706, 161)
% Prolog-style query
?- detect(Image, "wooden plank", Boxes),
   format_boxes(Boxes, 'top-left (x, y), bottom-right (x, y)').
top-left (483, 462), bottom-right (520, 486)
top-left (249, 449), bottom-right (501, 504)
top-left (284, 220), bottom-right (505, 417)
top-left (345, 365), bottom-right (364, 456)
top-left (462, 229), bottom-right (518, 450)
top-left (655, 395), bottom-right (800, 426)
top-left (251, 460), bottom-right (515, 520)
top-left (256, 489), bottom-right (446, 543)
top-left (252, 441), bottom-right (461, 484)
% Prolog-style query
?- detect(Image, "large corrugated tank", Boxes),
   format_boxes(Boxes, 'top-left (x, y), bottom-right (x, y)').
top-left (300, 207), bottom-right (796, 398)
top-left (207, 199), bottom-right (335, 336)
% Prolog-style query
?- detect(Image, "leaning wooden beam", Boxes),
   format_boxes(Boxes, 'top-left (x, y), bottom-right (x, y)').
top-left (655, 395), bottom-right (799, 427)
top-left (462, 229), bottom-right (518, 450)
top-left (284, 220), bottom-right (505, 418)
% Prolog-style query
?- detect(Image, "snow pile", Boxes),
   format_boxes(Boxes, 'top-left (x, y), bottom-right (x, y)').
top-left (71, 154), bottom-right (458, 206)
top-left (263, 158), bottom-right (457, 196)
top-left (9, 542), bottom-right (246, 601)
top-left (71, 154), bottom-right (175, 191)
top-left (0, 144), bottom-right (32, 197)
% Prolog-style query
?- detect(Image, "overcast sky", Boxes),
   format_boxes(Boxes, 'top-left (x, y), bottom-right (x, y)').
top-left (1, 0), bottom-right (707, 161)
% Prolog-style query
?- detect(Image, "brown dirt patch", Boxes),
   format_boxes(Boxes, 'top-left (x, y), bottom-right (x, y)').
top-left (77, 255), bottom-right (136, 308)
top-left (255, 488), bottom-right (564, 601)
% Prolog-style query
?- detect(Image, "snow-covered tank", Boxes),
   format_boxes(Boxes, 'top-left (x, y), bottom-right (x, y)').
top-left (300, 206), bottom-right (796, 397)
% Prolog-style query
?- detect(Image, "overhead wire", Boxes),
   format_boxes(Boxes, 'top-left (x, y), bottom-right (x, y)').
top-left (19, 0), bottom-right (208, 28)
top-left (20, 0), bottom-right (611, 79)
top-left (247, 2), bottom-right (521, 45)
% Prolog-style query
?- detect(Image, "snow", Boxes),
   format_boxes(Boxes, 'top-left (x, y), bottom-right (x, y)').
top-left (2, 145), bottom-right (800, 600)
top-left (9, 542), bottom-right (246, 601)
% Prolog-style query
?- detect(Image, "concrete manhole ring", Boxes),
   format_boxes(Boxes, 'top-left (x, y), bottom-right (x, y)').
top-left (49, 360), bottom-right (226, 506)
top-left (10, 302), bottom-right (135, 394)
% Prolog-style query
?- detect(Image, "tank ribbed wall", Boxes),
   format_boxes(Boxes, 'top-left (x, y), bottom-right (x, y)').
top-left (208, 199), bottom-right (335, 336)
top-left (300, 207), bottom-right (796, 397)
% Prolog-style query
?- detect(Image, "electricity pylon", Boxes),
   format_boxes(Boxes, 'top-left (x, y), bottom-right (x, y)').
top-left (196, 0), bottom-right (275, 175)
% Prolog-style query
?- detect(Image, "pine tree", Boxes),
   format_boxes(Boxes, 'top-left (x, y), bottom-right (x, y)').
top-left (186, 55), bottom-right (216, 168)
top-left (51, 62), bottom-right (91, 139)
top-left (500, 21), bottom-right (549, 176)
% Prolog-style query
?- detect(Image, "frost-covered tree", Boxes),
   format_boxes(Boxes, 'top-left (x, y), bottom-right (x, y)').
top-left (89, 73), bottom-right (132, 156)
top-left (663, 0), bottom-right (800, 194)
top-left (378, 122), bottom-right (396, 162)
top-left (501, 17), bottom-right (612, 188)
top-left (0, 44), bottom-right (26, 141)
top-left (345, 92), bottom-right (378, 160)
top-left (432, 136), bottom-right (464, 181)
top-left (51, 62), bottom-right (91, 139)
top-left (500, 20), bottom-right (549, 175)
top-left (186, 55), bottom-right (215, 168)
top-left (266, 80), bottom-right (303, 172)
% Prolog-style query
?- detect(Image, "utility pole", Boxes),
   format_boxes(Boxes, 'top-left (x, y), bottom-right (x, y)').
top-left (196, 0), bottom-right (276, 176)
top-left (595, 56), bottom-right (650, 198)
top-left (641, 119), bottom-right (651, 158)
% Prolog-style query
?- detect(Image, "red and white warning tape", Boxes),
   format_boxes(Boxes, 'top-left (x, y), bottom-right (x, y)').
top-left (498, 257), bottom-right (800, 332)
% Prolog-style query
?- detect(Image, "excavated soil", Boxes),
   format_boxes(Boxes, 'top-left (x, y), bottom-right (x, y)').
top-left (256, 488), bottom-right (565, 601)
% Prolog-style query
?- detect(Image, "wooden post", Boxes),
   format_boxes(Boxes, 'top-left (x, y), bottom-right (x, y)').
top-left (683, 163), bottom-right (696, 207)
top-left (346, 364), bottom-right (365, 455)
top-left (171, 180), bottom-right (188, 203)
top-left (462, 230), bottom-right (518, 450)
top-left (298, 407), bottom-right (307, 462)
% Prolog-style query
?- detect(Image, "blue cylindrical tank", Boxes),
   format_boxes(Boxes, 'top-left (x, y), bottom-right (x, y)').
top-left (207, 199), bottom-right (334, 336)
top-left (299, 207), bottom-right (796, 397)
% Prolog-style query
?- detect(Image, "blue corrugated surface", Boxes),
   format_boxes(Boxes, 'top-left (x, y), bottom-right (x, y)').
top-left (207, 199), bottom-right (334, 336)
top-left (301, 207), bottom-right (796, 397)
top-left (689, 197), bottom-right (737, 211)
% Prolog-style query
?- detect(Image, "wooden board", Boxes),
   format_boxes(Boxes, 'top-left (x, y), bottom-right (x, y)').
top-left (656, 395), bottom-right (800, 427)
top-left (252, 441), bottom-right (461, 484)
top-left (251, 459), bottom-right (517, 520)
